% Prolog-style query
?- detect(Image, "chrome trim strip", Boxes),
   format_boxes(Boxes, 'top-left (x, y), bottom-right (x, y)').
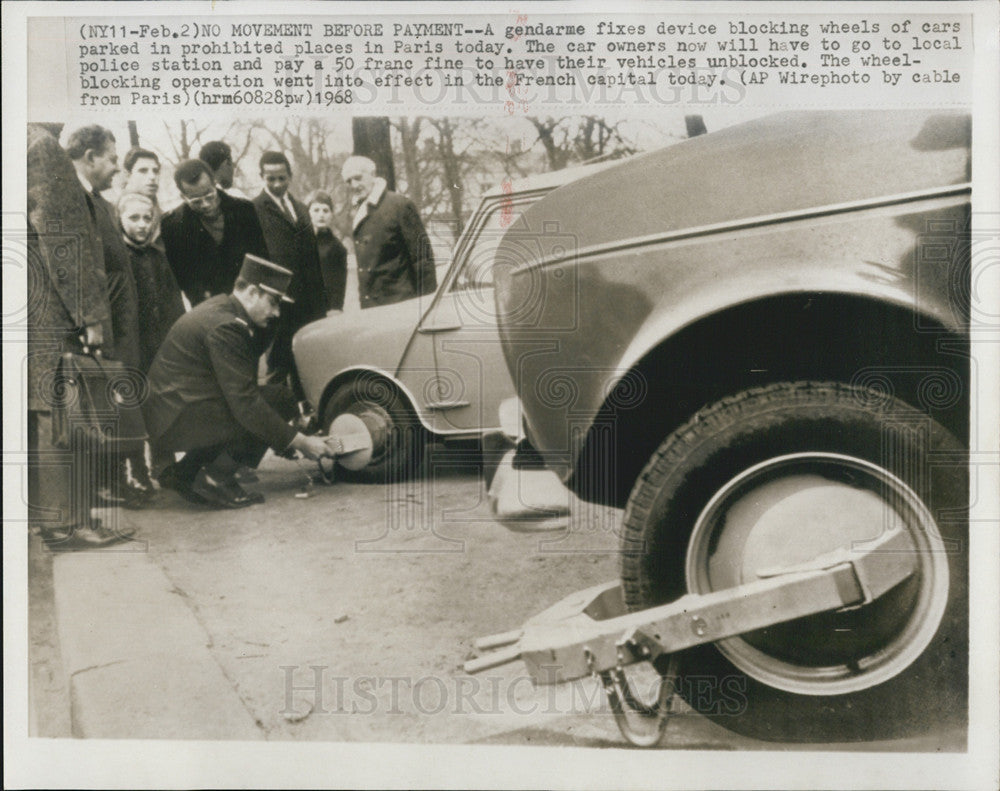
top-left (322, 365), bottom-right (494, 436)
top-left (426, 401), bottom-right (472, 410)
top-left (511, 184), bottom-right (972, 275)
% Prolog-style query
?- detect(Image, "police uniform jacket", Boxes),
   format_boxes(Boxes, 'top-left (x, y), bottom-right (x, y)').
top-left (160, 190), bottom-right (269, 307)
top-left (352, 182), bottom-right (436, 309)
top-left (143, 294), bottom-right (297, 453)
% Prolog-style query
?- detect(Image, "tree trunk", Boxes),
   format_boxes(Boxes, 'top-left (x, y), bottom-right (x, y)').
top-left (352, 117), bottom-right (396, 190)
top-left (396, 117), bottom-right (425, 207)
top-left (432, 118), bottom-right (465, 238)
top-left (528, 117), bottom-right (570, 171)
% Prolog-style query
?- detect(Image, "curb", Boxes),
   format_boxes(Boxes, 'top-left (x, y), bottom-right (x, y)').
top-left (51, 543), bottom-right (264, 740)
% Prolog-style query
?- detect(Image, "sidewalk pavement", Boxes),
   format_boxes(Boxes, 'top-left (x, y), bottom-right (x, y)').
top-left (50, 540), bottom-right (264, 740)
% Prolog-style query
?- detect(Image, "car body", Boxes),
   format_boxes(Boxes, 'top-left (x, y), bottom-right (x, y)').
top-left (291, 159), bottom-right (622, 476)
top-left (491, 110), bottom-right (971, 743)
top-left (495, 110), bottom-right (970, 505)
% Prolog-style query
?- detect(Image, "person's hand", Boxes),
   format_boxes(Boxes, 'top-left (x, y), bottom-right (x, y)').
top-left (83, 323), bottom-right (103, 348)
top-left (290, 433), bottom-right (334, 461)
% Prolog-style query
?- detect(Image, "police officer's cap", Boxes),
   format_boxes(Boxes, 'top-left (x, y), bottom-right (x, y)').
top-left (239, 254), bottom-right (294, 303)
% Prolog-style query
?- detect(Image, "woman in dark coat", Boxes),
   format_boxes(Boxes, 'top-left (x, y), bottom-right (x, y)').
top-left (305, 190), bottom-right (348, 312)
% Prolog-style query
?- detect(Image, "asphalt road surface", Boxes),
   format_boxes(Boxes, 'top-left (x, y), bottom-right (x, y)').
top-left (28, 447), bottom-right (965, 751)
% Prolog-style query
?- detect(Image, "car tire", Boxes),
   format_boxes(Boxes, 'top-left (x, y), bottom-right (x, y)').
top-left (620, 381), bottom-right (967, 743)
top-left (322, 378), bottom-right (426, 483)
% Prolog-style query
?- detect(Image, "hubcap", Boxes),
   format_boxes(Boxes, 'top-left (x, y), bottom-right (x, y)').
top-left (685, 453), bottom-right (949, 696)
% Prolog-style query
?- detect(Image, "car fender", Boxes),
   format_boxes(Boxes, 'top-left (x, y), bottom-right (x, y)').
top-left (315, 364), bottom-right (440, 434)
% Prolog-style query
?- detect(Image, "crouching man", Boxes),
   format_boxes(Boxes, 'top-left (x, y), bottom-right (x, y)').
top-left (144, 254), bottom-right (331, 508)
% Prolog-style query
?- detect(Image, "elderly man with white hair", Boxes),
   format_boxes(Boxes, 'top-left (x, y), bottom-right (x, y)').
top-left (341, 155), bottom-right (436, 309)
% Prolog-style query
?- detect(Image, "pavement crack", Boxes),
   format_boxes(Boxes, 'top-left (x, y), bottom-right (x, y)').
top-left (153, 560), bottom-right (273, 739)
top-left (70, 658), bottom-right (128, 677)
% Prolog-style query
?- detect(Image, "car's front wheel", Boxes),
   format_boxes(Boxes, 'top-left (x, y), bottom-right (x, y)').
top-left (321, 377), bottom-right (426, 483)
top-left (620, 381), bottom-right (967, 742)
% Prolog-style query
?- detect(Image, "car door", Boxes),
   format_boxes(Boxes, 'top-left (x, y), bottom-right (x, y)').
top-left (411, 191), bottom-right (549, 435)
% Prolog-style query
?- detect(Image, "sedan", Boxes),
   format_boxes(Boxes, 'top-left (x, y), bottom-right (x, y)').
top-left (292, 159), bottom-right (620, 481)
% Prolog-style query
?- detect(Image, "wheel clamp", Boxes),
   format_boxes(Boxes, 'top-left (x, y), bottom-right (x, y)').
top-left (464, 527), bottom-right (918, 746)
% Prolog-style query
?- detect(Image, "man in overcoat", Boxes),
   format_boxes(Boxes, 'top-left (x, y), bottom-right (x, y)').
top-left (252, 151), bottom-right (325, 390)
top-left (26, 122), bottom-right (133, 548)
top-left (144, 255), bottom-right (332, 509)
top-left (341, 155), bottom-right (437, 309)
top-left (67, 124), bottom-right (151, 507)
top-left (160, 158), bottom-right (268, 307)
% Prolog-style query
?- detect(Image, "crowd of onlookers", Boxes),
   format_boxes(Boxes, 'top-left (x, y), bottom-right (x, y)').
top-left (26, 121), bottom-right (436, 548)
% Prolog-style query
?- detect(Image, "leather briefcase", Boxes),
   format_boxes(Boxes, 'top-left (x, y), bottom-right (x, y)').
top-left (51, 350), bottom-right (148, 451)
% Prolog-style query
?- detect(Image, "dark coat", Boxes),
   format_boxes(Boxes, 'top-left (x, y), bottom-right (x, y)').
top-left (92, 192), bottom-right (142, 369)
top-left (143, 294), bottom-right (297, 453)
top-left (353, 189), bottom-right (436, 309)
top-left (26, 124), bottom-right (110, 411)
top-left (253, 191), bottom-right (328, 378)
top-left (315, 227), bottom-right (348, 311)
top-left (160, 190), bottom-right (268, 307)
top-left (253, 191), bottom-right (327, 325)
top-left (124, 238), bottom-right (186, 372)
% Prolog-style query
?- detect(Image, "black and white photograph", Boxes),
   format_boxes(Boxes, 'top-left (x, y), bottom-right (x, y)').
top-left (4, 2), bottom-right (999, 789)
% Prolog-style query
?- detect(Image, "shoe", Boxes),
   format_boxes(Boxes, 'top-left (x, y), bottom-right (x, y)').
top-left (191, 470), bottom-right (255, 509)
top-left (100, 470), bottom-right (155, 510)
top-left (158, 464), bottom-right (209, 505)
top-left (244, 489), bottom-right (265, 505)
top-left (120, 480), bottom-right (156, 510)
top-left (96, 487), bottom-right (125, 507)
top-left (222, 475), bottom-right (265, 505)
top-left (225, 477), bottom-right (264, 505)
top-left (131, 461), bottom-right (156, 491)
top-left (234, 466), bottom-right (259, 484)
top-left (41, 519), bottom-right (135, 551)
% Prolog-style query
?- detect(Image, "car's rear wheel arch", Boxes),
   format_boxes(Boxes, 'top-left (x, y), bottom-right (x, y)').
top-left (318, 369), bottom-right (425, 434)
top-left (569, 292), bottom-right (968, 508)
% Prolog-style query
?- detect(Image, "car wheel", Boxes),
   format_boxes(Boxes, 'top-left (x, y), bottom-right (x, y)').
top-left (620, 381), bottom-right (967, 742)
top-left (321, 378), bottom-right (426, 483)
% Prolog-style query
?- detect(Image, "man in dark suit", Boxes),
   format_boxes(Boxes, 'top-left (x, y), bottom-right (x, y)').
top-left (66, 124), bottom-right (151, 509)
top-left (252, 151), bottom-right (326, 390)
top-left (341, 155), bottom-right (436, 309)
top-left (144, 255), bottom-right (333, 509)
top-left (27, 122), bottom-right (133, 549)
top-left (160, 158), bottom-right (268, 307)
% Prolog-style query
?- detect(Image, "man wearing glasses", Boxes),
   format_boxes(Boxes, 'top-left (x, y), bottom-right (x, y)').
top-left (160, 158), bottom-right (269, 307)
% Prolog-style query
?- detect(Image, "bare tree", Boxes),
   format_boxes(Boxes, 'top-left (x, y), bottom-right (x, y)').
top-left (257, 117), bottom-right (343, 194)
top-left (351, 117), bottom-right (396, 190)
top-left (393, 117), bottom-right (425, 208)
top-left (426, 117), bottom-right (468, 236)
top-left (156, 119), bottom-right (213, 163)
top-left (527, 115), bottom-right (638, 170)
top-left (527, 116), bottom-right (573, 171)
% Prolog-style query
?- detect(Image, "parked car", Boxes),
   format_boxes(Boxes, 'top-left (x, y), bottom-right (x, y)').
top-left (292, 159), bottom-right (621, 481)
top-left (492, 110), bottom-right (971, 742)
